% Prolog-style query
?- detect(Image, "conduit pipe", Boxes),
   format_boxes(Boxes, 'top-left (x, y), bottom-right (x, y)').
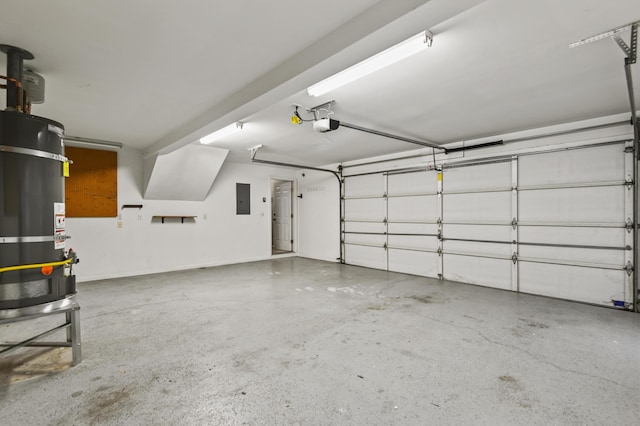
top-left (248, 145), bottom-right (344, 263)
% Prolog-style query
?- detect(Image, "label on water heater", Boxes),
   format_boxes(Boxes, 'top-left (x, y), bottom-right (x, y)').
top-left (54, 202), bottom-right (66, 249)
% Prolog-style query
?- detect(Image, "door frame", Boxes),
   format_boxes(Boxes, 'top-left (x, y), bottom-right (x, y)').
top-left (270, 177), bottom-right (297, 256)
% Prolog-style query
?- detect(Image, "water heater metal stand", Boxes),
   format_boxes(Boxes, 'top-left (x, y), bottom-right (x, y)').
top-left (0, 295), bottom-right (81, 366)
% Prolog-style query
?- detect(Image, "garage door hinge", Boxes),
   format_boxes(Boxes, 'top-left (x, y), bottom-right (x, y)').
top-left (383, 242), bottom-right (388, 251)
top-left (511, 218), bottom-right (518, 229)
top-left (437, 230), bottom-right (442, 240)
top-left (625, 261), bottom-right (634, 276)
top-left (512, 252), bottom-right (518, 264)
top-left (383, 217), bottom-right (388, 224)
top-left (437, 247), bottom-right (442, 256)
top-left (626, 175), bottom-right (634, 190)
top-left (383, 192), bottom-right (388, 198)
top-left (437, 218), bottom-right (442, 225)
top-left (626, 219), bottom-right (634, 233)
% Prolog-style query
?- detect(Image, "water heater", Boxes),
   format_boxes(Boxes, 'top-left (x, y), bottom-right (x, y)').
top-left (0, 44), bottom-right (78, 310)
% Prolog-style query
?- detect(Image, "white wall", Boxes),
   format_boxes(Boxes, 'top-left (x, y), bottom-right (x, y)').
top-left (66, 148), bottom-right (296, 282)
top-left (67, 113), bottom-right (636, 288)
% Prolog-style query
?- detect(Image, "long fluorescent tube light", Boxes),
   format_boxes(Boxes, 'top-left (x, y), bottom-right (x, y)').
top-left (307, 30), bottom-right (432, 97)
top-left (200, 122), bottom-right (243, 144)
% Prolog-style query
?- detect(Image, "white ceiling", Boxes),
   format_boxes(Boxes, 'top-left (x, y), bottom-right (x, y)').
top-left (2, 0), bottom-right (640, 167)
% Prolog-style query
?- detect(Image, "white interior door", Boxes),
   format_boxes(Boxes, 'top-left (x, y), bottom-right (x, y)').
top-left (273, 181), bottom-right (292, 251)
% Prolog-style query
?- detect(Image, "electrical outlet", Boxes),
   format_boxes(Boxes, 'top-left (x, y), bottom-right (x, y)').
top-left (117, 221), bottom-right (123, 228)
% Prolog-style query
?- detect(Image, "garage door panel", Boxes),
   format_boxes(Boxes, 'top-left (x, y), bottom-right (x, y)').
top-left (389, 249), bottom-right (439, 277)
top-left (444, 192), bottom-right (512, 222)
top-left (343, 142), bottom-right (630, 308)
top-left (387, 171), bottom-right (436, 195)
top-left (444, 224), bottom-right (512, 241)
top-left (344, 245), bottom-right (387, 270)
top-left (519, 245), bottom-right (625, 266)
top-left (445, 240), bottom-right (511, 257)
top-left (344, 198), bottom-right (385, 221)
top-left (519, 186), bottom-right (624, 223)
top-left (445, 162), bottom-right (511, 191)
top-left (519, 263), bottom-right (625, 305)
top-left (344, 221), bottom-right (386, 234)
top-left (388, 235), bottom-right (438, 250)
top-left (519, 226), bottom-right (624, 246)
top-left (519, 145), bottom-right (624, 186)
top-left (388, 223), bottom-right (439, 235)
top-left (344, 234), bottom-right (386, 246)
top-left (388, 196), bottom-right (438, 222)
top-left (345, 174), bottom-right (384, 197)
top-left (444, 256), bottom-right (512, 290)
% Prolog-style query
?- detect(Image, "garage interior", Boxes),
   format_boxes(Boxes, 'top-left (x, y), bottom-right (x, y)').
top-left (1, 0), bottom-right (640, 424)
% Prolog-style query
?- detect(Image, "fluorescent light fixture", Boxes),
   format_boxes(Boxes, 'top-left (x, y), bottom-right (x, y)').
top-left (307, 30), bottom-right (432, 97)
top-left (200, 122), bottom-right (243, 144)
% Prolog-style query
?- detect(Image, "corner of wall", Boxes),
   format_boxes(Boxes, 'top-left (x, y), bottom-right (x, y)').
top-left (142, 154), bottom-right (158, 197)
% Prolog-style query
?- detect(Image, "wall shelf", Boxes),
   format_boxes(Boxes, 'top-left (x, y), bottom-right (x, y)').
top-left (153, 215), bottom-right (197, 223)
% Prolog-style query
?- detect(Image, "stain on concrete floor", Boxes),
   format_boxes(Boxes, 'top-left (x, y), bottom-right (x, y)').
top-left (0, 347), bottom-right (71, 385)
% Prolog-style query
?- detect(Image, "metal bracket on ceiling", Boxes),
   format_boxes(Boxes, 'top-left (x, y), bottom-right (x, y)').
top-left (309, 100), bottom-right (335, 112)
top-left (613, 23), bottom-right (638, 64)
top-left (569, 21), bottom-right (639, 50)
top-left (308, 100), bottom-right (335, 120)
top-left (247, 144), bottom-right (263, 161)
top-left (425, 30), bottom-right (434, 48)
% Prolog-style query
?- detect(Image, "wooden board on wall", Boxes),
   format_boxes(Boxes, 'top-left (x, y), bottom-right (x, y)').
top-left (65, 146), bottom-right (117, 217)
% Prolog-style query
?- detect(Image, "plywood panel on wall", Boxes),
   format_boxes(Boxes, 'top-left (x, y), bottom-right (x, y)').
top-left (65, 146), bottom-right (117, 217)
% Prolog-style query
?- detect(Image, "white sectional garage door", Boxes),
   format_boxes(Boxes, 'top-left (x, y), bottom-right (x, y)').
top-left (342, 141), bottom-right (634, 307)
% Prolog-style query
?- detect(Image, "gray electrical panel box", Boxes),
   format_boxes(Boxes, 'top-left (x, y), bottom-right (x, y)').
top-left (236, 183), bottom-right (250, 215)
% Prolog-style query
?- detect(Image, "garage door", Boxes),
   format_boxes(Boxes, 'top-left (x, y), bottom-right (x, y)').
top-left (342, 141), bottom-right (634, 307)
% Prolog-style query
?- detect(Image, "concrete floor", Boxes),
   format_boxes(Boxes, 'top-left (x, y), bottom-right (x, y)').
top-left (1, 257), bottom-right (639, 425)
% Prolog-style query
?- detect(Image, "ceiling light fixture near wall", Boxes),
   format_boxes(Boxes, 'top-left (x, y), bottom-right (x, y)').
top-left (200, 122), bottom-right (243, 144)
top-left (307, 30), bottom-right (433, 97)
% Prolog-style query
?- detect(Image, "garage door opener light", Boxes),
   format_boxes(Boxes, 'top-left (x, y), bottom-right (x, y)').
top-left (307, 30), bottom-right (433, 97)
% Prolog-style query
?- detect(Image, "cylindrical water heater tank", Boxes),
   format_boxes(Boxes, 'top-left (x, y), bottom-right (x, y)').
top-left (0, 111), bottom-right (74, 309)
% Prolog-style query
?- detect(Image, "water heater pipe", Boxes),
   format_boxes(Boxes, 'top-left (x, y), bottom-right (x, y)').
top-left (0, 258), bottom-right (74, 274)
top-left (0, 44), bottom-right (33, 112)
